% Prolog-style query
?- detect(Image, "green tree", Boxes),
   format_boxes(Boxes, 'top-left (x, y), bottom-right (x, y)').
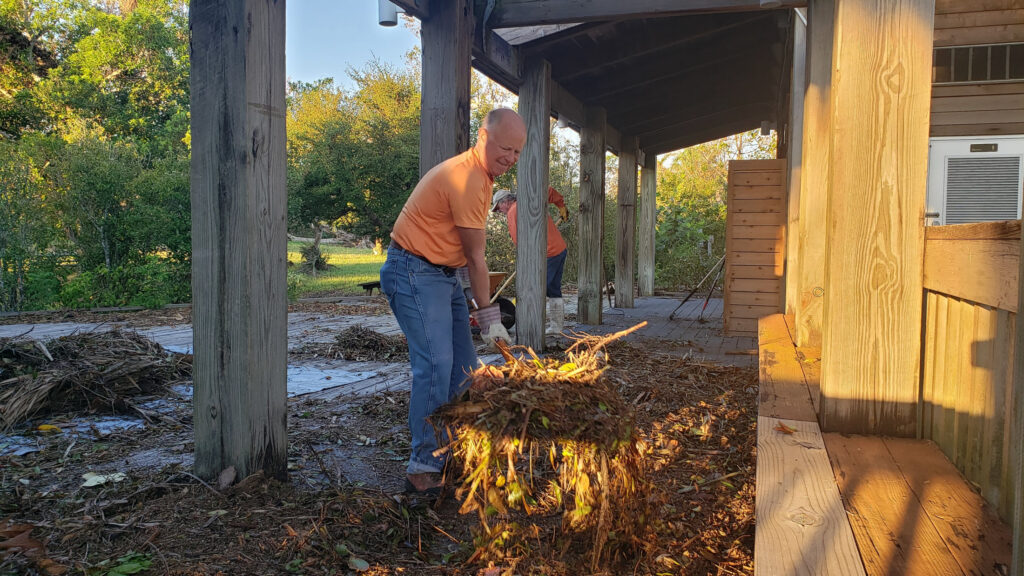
top-left (287, 60), bottom-right (420, 240)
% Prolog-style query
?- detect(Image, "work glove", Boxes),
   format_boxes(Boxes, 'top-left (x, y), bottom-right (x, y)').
top-left (557, 204), bottom-right (569, 223)
top-left (475, 305), bottom-right (510, 350)
top-left (455, 266), bottom-right (471, 289)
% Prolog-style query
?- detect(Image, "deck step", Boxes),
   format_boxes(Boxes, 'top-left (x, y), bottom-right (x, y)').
top-left (755, 314), bottom-right (865, 576)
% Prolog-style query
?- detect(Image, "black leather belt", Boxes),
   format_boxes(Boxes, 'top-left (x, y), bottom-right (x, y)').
top-left (390, 241), bottom-right (456, 276)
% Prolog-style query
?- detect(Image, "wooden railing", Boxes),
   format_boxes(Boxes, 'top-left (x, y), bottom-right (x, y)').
top-left (920, 220), bottom-right (1019, 520)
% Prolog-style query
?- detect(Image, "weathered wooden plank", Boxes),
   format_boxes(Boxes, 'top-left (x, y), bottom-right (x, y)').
top-left (732, 185), bottom-right (786, 200)
top-left (729, 225), bottom-right (785, 240)
top-left (932, 82), bottom-right (1024, 98)
top-left (942, 296), bottom-right (962, 461)
top-left (786, 13), bottom-right (807, 318)
top-left (795, 0), bottom-right (834, 349)
top-left (932, 109), bottom-right (1024, 126)
top-left (934, 23), bottom-right (1024, 46)
top-left (729, 317), bottom-right (760, 333)
top-left (516, 56), bottom-right (551, 351)
top-left (921, 291), bottom-right (938, 440)
top-left (925, 221), bottom-right (1021, 241)
top-left (886, 437), bottom-right (1014, 576)
top-left (615, 135), bottom-right (638, 309)
top-left (191, 0), bottom-right (288, 481)
top-left (924, 237), bottom-right (1019, 312)
top-left (730, 251), bottom-right (784, 267)
top-left (731, 199), bottom-right (785, 213)
top-left (728, 278), bottom-right (782, 293)
top-left (491, 0), bottom-right (807, 27)
top-left (420, 0), bottom-right (472, 176)
top-left (638, 154), bottom-right (656, 297)
top-left (936, 0), bottom-right (1024, 14)
top-left (1012, 138), bottom-right (1024, 572)
top-left (986, 308), bottom-right (1011, 512)
top-left (972, 305), bottom-right (997, 502)
top-left (730, 238), bottom-right (783, 252)
top-left (930, 293), bottom-right (951, 448)
top-left (733, 211), bottom-right (786, 226)
top-left (577, 106), bottom-right (606, 325)
top-left (931, 123), bottom-right (1024, 137)
top-left (758, 316), bottom-right (816, 422)
top-left (733, 304), bottom-right (784, 319)
top-left (731, 291), bottom-right (786, 306)
top-left (818, 0), bottom-right (932, 436)
top-left (727, 265), bottom-right (781, 280)
top-left (1001, 310), bottom-right (1016, 522)
top-left (935, 8), bottom-right (1024, 27)
top-left (755, 416), bottom-right (865, 576)
top-left (825, 434), bottom-right (966, 576)
top-left (729, 172), bottom-right (784, 186)
top-left (931, 94), bottom-right (1024, 114)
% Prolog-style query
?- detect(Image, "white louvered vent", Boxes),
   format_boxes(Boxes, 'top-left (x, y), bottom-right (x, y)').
top-left (944, 156), bottom-right (1022, 224)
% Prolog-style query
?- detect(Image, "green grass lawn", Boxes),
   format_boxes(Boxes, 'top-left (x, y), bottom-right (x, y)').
top-left (287, 242), bottom-right (385, 298)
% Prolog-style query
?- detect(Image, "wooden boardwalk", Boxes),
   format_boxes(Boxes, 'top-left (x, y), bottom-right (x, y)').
top-left (0, 295), bottom-right (755, 399)
top-left (755, 314), bottom-right (1013, 576)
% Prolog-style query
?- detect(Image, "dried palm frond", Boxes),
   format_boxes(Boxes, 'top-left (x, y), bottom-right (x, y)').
top-left (0, 330), bottom-right (191, 429)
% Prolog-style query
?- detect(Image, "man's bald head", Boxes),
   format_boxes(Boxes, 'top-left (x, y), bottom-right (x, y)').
top-left (478, 108), bottom-right (527, 179)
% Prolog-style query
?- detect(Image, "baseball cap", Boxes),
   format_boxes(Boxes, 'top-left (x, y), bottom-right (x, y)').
top-left (491, 189), bottom-right (516, 212)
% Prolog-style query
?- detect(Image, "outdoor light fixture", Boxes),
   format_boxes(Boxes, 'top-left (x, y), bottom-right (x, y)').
top-left (555, 116), bottom-right (569, 129)
top-left (378, 0), bottom-right (398, 26)
top-left (760, 0), bottom-right (782, 6)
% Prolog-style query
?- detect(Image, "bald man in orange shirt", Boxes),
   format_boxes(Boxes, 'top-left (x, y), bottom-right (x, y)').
top-left (380, 109), bottom-right (526, 496)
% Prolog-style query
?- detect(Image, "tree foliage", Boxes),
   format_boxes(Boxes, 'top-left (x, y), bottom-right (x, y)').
top-left (286, 61), bottom-right (420, 240)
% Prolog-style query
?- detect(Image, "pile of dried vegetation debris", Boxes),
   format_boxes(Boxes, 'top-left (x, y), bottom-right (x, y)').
top-left (0, 330), bottom-right (191, 430)
top-left (292, 325), bottom-right (408, 362)
top-left (434, 324), bottom-right (653, 572)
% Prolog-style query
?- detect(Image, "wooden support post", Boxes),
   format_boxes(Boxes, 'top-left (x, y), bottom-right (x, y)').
top-left (784, 10), bottom-right (806, 316)
top-left (638, 153), bottom-right (657, 297)
top-left (190, 0), bottom-right (288, 481)
top-left (818, 0), bottom-right (934, 435)
top-left (516, 57), bottom-right (551, 351)
top-left (578, 106), bottom-right (606, 325)
top-left (795, 0), bottom-right (834, 347)
top-left (615, 137), bottom-right (638, 308)
top-left (420, 0), bottom-right (472, 176)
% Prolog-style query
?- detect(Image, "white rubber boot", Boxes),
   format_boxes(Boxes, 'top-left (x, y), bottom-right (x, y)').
top-left (546, 297), bottom-right (564, 334)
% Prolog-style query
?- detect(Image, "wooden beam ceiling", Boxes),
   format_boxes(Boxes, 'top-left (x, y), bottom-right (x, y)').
top-left (548, 13), bottom-right (769, 84)
top-left (489, 0), bottom-right (806, 28)
top-left (607, 58), bottom-right (777, 127)
top-left (568, 29), bottom-right (773, 103)
top-left (470, 28), bottom-right (625, 153)
top-left (644, 113), bottom-right (768, 155)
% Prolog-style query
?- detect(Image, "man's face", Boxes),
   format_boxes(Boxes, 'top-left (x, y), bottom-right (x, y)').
top-left (480, 122), bottom-right (526, 179)
top-left (496, 198), bottom-right (514, 215)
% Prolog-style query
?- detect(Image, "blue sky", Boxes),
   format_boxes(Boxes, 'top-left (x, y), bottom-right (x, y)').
top-left (285, 1), bottom-right (420, 89)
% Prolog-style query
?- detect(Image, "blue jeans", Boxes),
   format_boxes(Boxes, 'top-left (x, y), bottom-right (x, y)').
top-left (379, 246), bottom-right (477, 474)
top-left (547, 249), bottom-right (567, 298)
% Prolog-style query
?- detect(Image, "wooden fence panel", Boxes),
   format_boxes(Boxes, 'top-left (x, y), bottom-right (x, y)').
top-left (724, 159), bottom-right (787, 336)
top-left (920, 220), bottom-right (1021, 520)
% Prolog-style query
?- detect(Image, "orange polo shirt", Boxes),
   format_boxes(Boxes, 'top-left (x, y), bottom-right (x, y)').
top-left (390, 148), bottom-right (493, 268)
top-left (506, 187), bottom-right (568, 258)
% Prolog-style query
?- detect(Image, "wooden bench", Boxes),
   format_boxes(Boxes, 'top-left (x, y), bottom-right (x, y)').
top-left (755, 314), bottom-right (1013, 576)
top-left (358, 281), bottom-right (381, 296)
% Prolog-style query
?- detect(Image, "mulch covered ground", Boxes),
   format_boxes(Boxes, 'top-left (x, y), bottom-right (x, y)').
top-left (0, 331), bottom-right (757, 575)
top-left (0, 298), bottom-right (393, 328)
